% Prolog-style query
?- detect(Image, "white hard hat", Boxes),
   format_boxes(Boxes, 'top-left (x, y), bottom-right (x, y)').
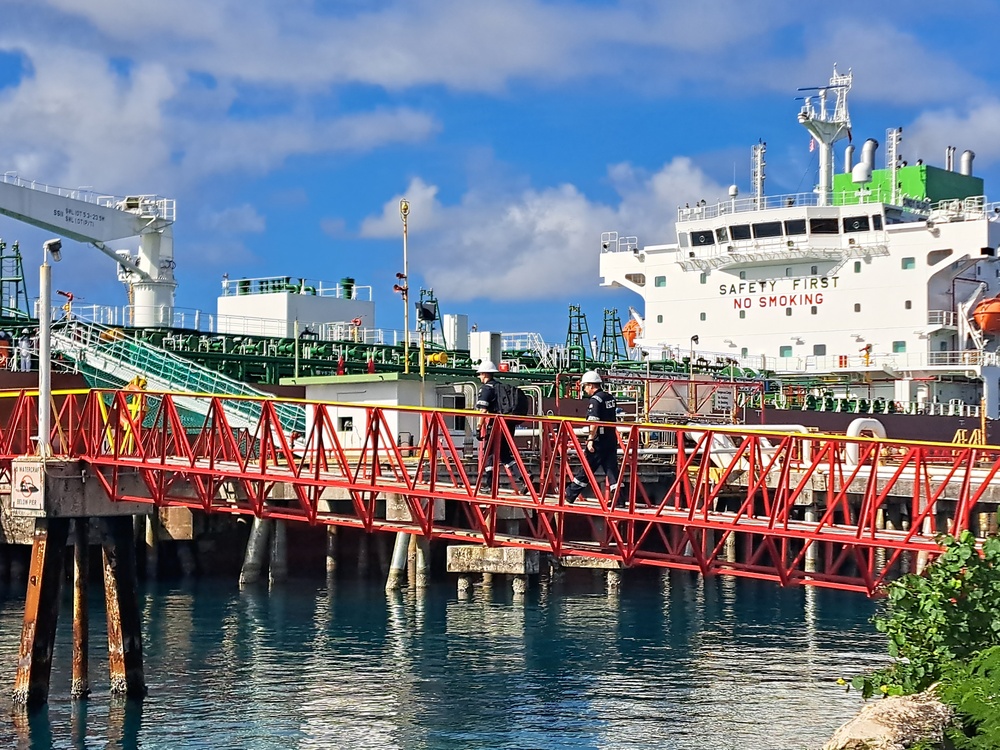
top-left (476, 360), bottom-right (499, 374)
top-left (581, 370), bottom-right (602, 385)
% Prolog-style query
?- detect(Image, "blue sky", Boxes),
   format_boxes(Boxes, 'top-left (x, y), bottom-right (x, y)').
top-left (2, 0), bottom-right (1000, 343)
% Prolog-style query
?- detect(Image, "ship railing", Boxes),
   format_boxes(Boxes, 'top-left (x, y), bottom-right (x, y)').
top-left (780, 349), bottom-right (996, 373)
top-left (599, 232), bottom-right (640, 253)
top-left (220, 276), bottom-right (372, 300)
top-left (676, 193), bottom-right (820, 222)
top-left (48, 320), bottom-right (305, 432)
top-left (927, 310), bottom-right (958, 327)
top-left (0, 172), bottom-right (175, 220)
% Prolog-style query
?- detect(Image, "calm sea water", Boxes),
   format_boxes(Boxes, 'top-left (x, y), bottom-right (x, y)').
top-left (0, 571), bottom-right (886, 750)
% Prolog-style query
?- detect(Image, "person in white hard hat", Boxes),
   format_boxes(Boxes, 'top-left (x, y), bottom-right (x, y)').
top-left (475, 360), bottom-right (529, 495)
top-left (565, 370), bottom-right (620, 505)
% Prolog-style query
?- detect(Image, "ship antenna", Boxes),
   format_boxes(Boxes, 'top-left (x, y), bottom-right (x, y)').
top-left (751, 139), bottom-right (766, 206)
top-left (797, 65), bottom-right (853, 206)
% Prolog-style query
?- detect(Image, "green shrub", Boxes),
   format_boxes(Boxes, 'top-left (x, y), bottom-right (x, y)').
top-left (851, 531), bottom-right (1000, 699)
top-left (938, 646), bottom-right (1000, 749)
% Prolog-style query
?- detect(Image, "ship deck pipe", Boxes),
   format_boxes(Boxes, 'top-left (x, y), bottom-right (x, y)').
top-left (861, 139), bottom-right (879, 171)
top-left (844, 418), bottom-right (887, 465)
top-left (961, 150), bottom-right (976, 176)
top-left (844, 144), bottom-right (855, 173)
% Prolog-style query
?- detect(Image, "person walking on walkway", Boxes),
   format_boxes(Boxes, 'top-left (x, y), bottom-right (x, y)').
top-left (475, 360), bottom-right (529, 494)
top-left (17, 329), bottom-right (31, 372)
top-left (565, 370), bottom-right (620, 505)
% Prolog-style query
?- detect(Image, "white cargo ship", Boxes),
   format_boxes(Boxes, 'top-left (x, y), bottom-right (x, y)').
top-left (600, 66), bottom-right (1000, 425)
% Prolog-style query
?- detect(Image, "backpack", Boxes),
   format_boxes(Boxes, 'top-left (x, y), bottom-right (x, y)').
top-left (494, 382), bottom-right (530, 417)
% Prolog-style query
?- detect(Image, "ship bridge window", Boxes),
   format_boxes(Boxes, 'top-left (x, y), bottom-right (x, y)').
top-left (678, 232), bottom-right (689, 248)
top-left (779, 346), bottom-right (792, 358)
top-left (729, 224), bottom-right (751, 241)
top-left (809, 218), bottom-right (840, 234)
top-left (872, 215), bottom-right (883, 230)
top-left (715, 227), bottom-right (729, 243)
top-left (893, 341), bottom-right (906, 353)
top-left (784, 219), bottom-right (807, 235)
top-left (813, 344), bottom-right (826, 356)
top-left (654, 276), bottom-right (666, 287)
top-left (752, 221), bottom-right (783, 238)
top-left (625, 273), bottom-right (645, 286)
top-left (843, 215), bottom-right (870, 233)
top-left (691, 229), bottom-right (715, 246)
top-left (927, 249), bottom-right (953, 265)
top-left (901, 257), bottom-right (916, 270)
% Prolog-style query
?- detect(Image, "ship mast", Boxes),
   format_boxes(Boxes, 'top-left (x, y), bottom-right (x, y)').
top-left (797, 65), bottom-right (853, 206)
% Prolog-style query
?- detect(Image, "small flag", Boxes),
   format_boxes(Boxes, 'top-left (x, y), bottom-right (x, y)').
top-left (809, 138), bottom-right (815, 153)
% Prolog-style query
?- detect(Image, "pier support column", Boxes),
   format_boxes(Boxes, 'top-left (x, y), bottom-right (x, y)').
top-left (177, 541), bottom-right (197, 579)
top-left (804, 509), bottom-right (818, 573)
top-left (512, 575), bottom-right (527, 598)
top-left (239, 518), bottom-right (272, 585)
top-left (101, 517), bottom-right (146, 698)
top-left (385, 532), bottom-right (411, 592)
top-left (71, 519), bottom-right (90, 699)
top-left (12, 517), bottom-right (70, 708)
top-left (607, 569), bottom-right (622, 591)
top-left (357, 533), bottom-right (370, 578)
top-left (457, 575), bottom-right (472, 599)
top-left (414, 536), bottom-right (431, 590)
top-left (481, 572), bottom-right (494, 589)
top-left (144, 513), bottom-right (159, 580)
top-left (269, 520), bottom-right (288, 585)
top-left (325, 527), bottom-right (338, 575)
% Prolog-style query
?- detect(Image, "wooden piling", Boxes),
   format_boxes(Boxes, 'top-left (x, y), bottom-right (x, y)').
top-left (71, 519), bottom-right (90, 699)
top-left (101, 517), bottom-right (146, 698)
top-left (12, 517), bottom-right (70, 708)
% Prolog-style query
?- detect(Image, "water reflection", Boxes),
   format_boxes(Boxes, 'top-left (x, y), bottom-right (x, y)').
top-left (0, 573), bottom-right (887, 750)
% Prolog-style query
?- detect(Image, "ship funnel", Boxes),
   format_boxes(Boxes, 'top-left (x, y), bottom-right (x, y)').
top-left (960, 150), bottom-right (976, 176)
top-left (844, 144), bottom-right (855, 173)
top-left (861, 138), bottom-right (879, 171)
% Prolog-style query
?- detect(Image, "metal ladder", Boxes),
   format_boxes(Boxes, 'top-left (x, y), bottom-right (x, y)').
top-left (50, 321), bottom-right (305, 432)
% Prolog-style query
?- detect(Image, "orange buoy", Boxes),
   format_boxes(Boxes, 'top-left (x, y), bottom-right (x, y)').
top-left (973, 298), bottom-right (1000, 334)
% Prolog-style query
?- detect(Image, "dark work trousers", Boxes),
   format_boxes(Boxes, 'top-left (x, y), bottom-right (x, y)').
top-left (566, 442), bottom-right (619, 503)
top-left (479, 422), bottom-right (528, 492)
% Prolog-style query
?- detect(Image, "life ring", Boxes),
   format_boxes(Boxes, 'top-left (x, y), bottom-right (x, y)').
top-left (351, 317), bottom-right (362, 327)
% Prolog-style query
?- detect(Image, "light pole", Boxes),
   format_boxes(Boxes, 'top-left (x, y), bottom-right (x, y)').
top-left (688, 334), bottom-right (699, 414)
top-left (38, 238), bottom-right (62, 457)
top-left (399, 198), bottom-right (410, 374)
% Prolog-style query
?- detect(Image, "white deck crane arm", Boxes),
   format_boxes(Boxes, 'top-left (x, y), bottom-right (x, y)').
top-left (0, 173), bottom-right (177, 326)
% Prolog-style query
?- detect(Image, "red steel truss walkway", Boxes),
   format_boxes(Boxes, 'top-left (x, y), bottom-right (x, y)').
top-left (6, 389), bottom-right (1000, 596)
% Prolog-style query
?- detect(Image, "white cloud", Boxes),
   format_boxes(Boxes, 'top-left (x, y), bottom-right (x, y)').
top-left (198, 204), bottom-right (265, 234)
top-left (361, 159), bottom-right (728, 302)
top-left (905, 98), bottom-right (1000, 166)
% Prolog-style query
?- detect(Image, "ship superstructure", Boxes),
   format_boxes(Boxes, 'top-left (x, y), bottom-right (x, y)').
top-left (600, 67), bottom-right (1000, 418)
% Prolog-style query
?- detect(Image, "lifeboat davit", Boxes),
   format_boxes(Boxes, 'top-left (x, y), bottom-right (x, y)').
top-left (973, 297), bottom-right (1000, 334)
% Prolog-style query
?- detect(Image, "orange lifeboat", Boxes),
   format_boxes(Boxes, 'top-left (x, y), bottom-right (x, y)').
top-left (973, 298), bottom-right (1000, 334)
top-left (622, 319), bottom-right (641, 348)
